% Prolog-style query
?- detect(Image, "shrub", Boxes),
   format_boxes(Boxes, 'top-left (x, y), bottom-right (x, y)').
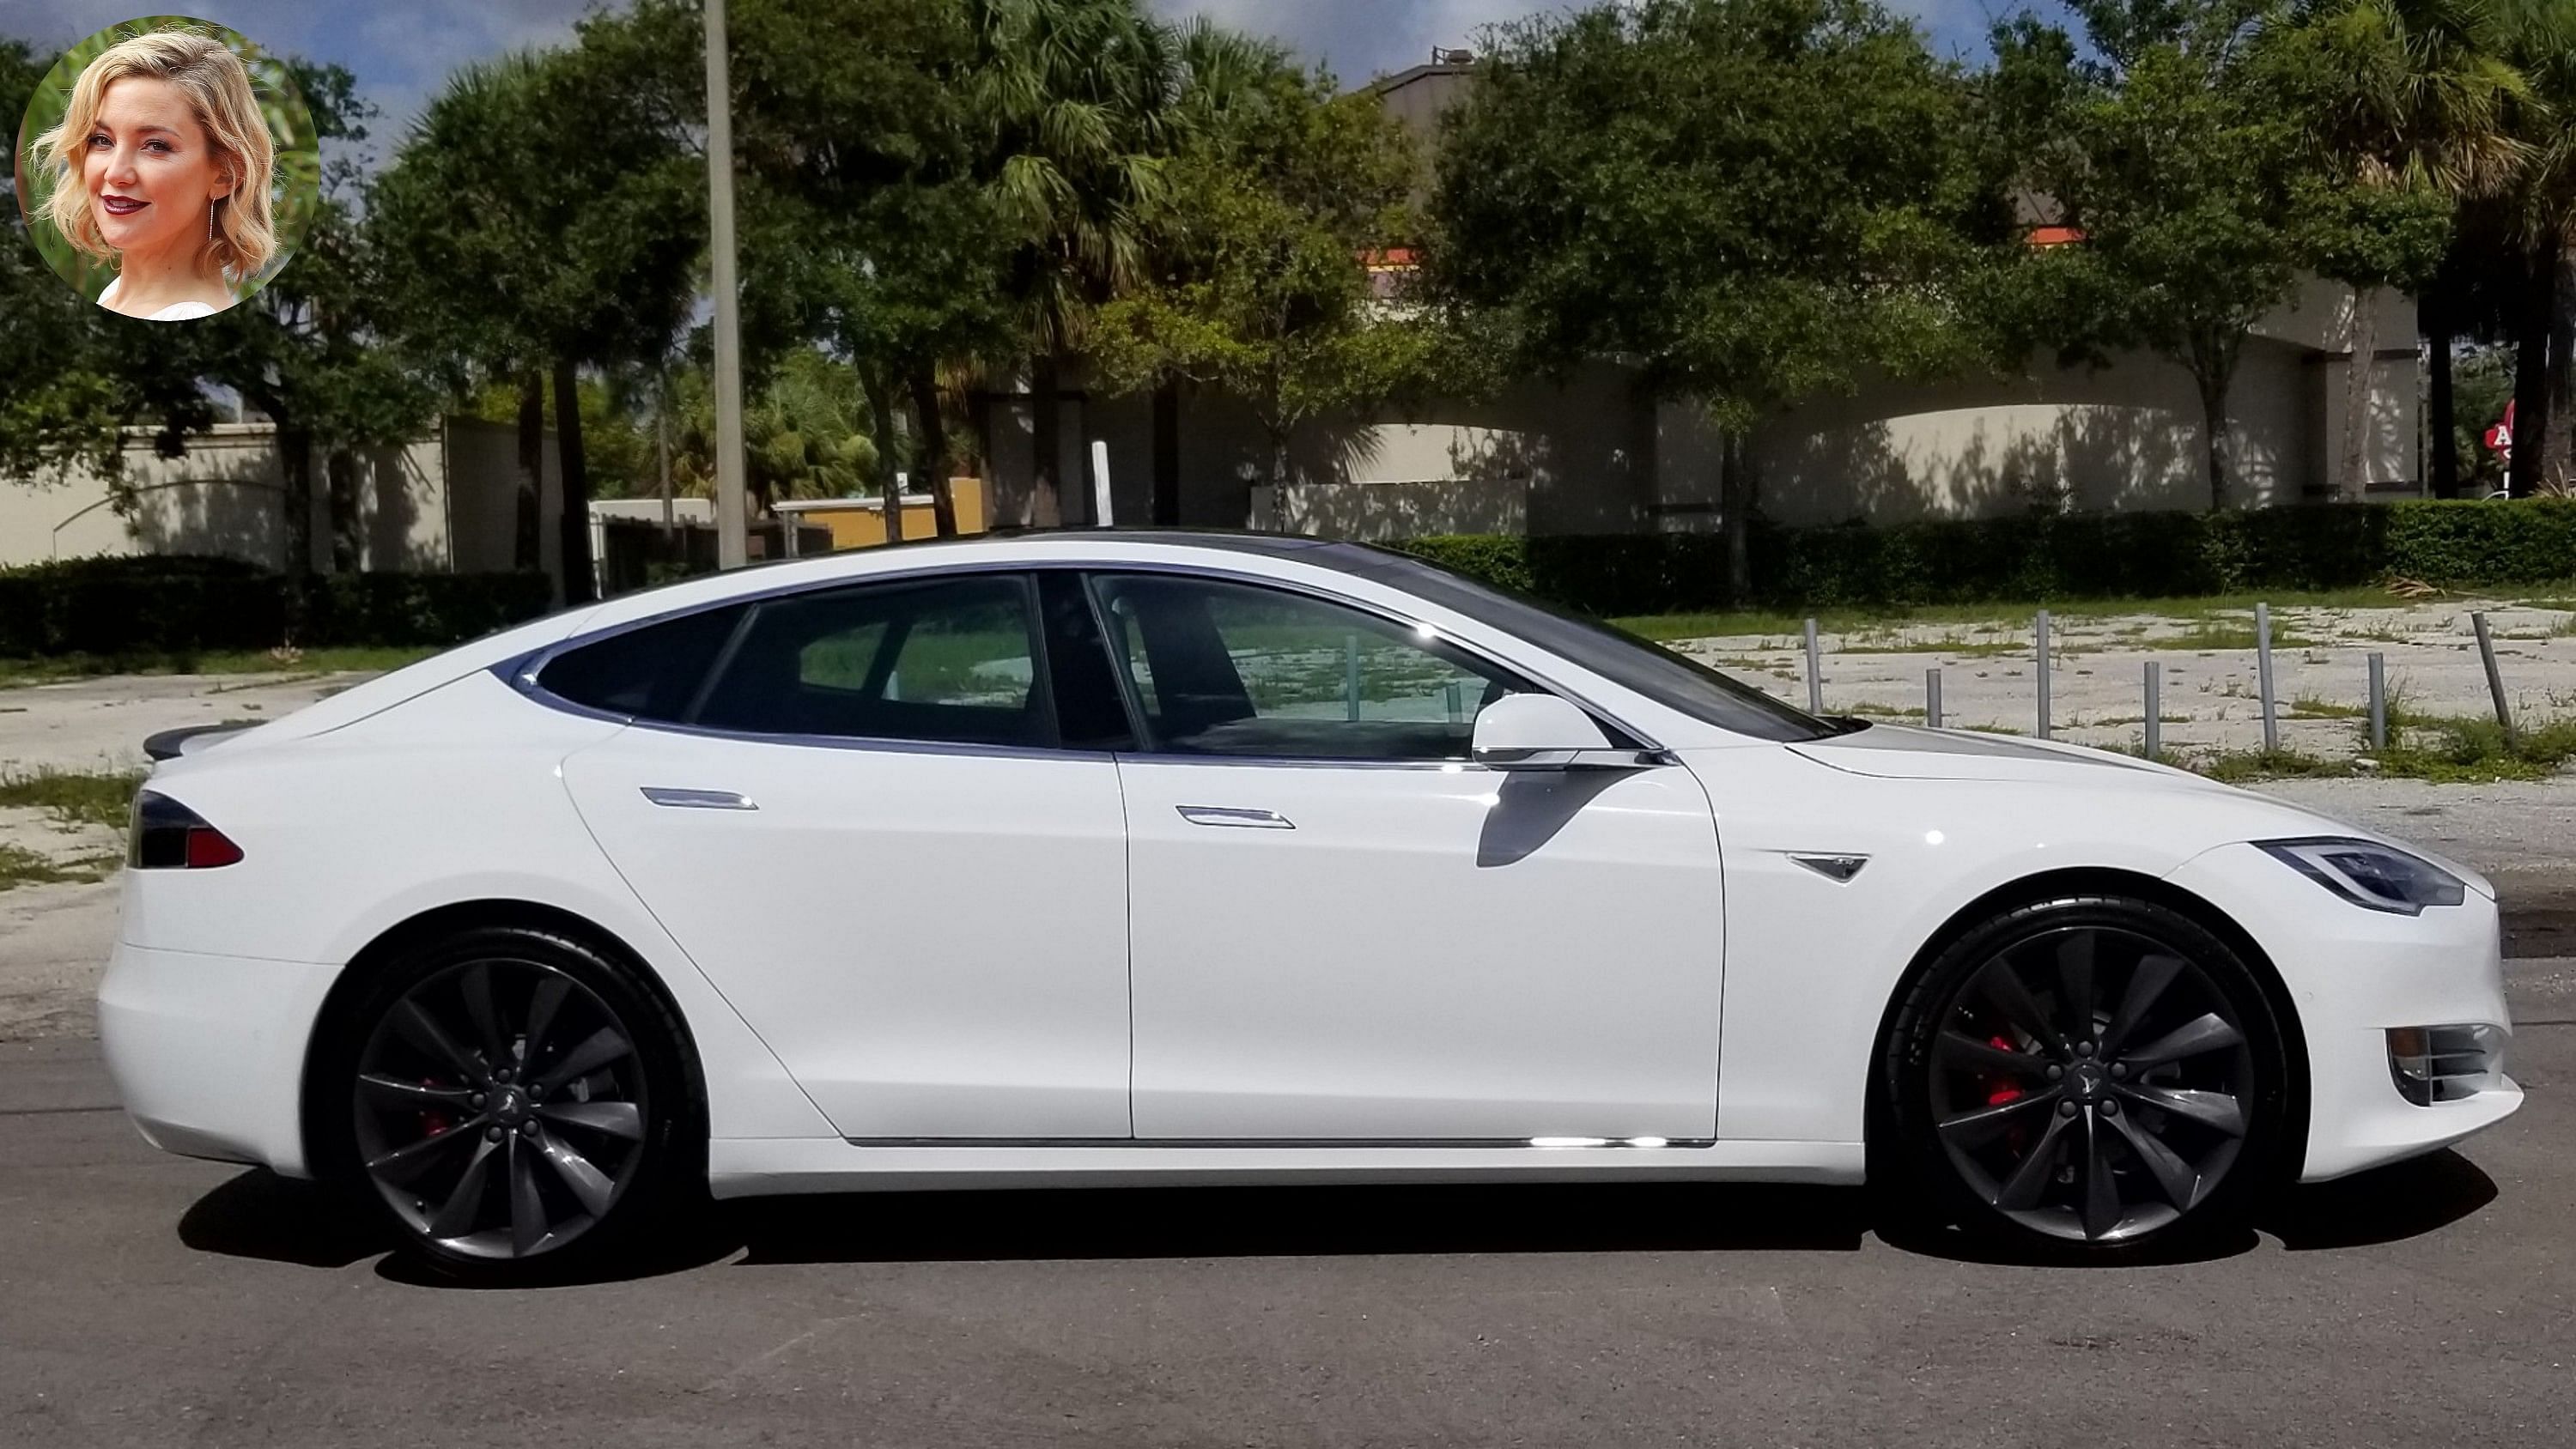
top-left (0, 555), bottom-right (553, 658)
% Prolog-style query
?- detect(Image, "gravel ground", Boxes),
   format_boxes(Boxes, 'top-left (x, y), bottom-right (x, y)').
top-left (1689, 598), bottom-right (2576, 760)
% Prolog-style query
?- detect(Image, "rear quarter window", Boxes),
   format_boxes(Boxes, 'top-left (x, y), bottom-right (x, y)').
top-left (536, 604), bottom-right (748, 722)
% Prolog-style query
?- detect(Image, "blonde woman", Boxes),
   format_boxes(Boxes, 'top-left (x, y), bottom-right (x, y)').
top-left (26, 28), bottom-right (276, 320)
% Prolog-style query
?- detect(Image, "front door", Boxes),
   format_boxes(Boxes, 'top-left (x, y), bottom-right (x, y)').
top-left (1091, 571), bottom-right (1727, 1143)
top-left (558, 572), bottom-right (1132, 1140)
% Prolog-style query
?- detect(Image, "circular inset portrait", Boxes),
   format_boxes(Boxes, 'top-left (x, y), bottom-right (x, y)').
top-left (12, 16), bottom-right (319, 321)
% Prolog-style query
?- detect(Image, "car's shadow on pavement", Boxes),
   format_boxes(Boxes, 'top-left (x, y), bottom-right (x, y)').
top-left (175, 1150), bottom-right (2497, 1286)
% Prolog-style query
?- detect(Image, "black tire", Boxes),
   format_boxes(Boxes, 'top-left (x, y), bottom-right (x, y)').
top-left (1879, 894), bottom-right (2291, 1259)
top-left (311, 925), bottom-right (702, 1282)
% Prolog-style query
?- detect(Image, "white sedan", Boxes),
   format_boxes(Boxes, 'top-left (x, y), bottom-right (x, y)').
top-left (100, 532), bottom-right (2519, 1276)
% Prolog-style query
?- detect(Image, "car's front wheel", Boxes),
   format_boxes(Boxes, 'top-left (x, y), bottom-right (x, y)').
top-left (1882, 894), bottom-right (2292, 1258)
top-left (314, 925), bottom-right (697, 1279)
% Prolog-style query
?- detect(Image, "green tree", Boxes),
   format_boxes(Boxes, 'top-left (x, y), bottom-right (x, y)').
top-left (1429, 0), bottom-right (2007, 595)
top-left (1089, 29), bottom-right (1434, 521)
top-left (2276, 0), bottom-right (2521, 494)
top-left (967, 0), bottom-right (1182, 525)
top-left (370, 30), bottom-right (702, 600)
top-left (714, 0), bottom-right (1015, 542)
top-left (2494, 0), bottom-right (2576, 490)
top-left (1998, 0), bottom-right (2334, 509)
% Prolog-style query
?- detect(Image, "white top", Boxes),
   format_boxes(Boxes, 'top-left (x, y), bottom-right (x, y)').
top-left (99, 276), bottom-right (220, 321)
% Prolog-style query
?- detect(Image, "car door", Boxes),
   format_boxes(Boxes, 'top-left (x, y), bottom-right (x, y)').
top-left (1091, 570), bottom-right (1728, 1143)
top-left (551, 571), bottom-right (1133, 1140)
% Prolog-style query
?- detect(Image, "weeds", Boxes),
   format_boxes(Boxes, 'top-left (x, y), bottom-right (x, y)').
top-left (0, 767), bottom-right (147, 831)
top-left (0, 842), bottom-right (116, 892)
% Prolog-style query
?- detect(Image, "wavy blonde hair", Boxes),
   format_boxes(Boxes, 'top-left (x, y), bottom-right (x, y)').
top-left (27, 27), bottom-right (277, 282)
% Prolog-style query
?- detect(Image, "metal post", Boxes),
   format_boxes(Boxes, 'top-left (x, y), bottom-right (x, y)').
top-left (2035, 609), bottom-right (2051, 740)
top-left (2255, 602), bottom-right (2278, 754)
top-left (1804, 618), bottom-right (1823, 715)
top-left (656, 364), bottom-right (673, 539)
top-left (2472, 612), bottom-right (2517, 746)
top-left (1925, 667), bottom-right (1942, 730)
top-left (1446, 681), bottom-right (1464, 724)
top-left (704, 0), bottom-right (748, 570)
top-left (2367, 652), bottom-right (2387, 752)
top-left (1091, 440), bottom-right (1115, 527)
top-left (2144, 662), bottom-right (2160, 760)
top-left (1346, 631), bottom-right (1362, 722)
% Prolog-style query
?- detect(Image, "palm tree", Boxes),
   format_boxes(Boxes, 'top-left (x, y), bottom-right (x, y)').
top-left (2494, 0), bottom-right (2576, 490)
top-left (965, 0), bottom-right (1181, 525)
top-left (2292, 0), bottom-right (2527, 497)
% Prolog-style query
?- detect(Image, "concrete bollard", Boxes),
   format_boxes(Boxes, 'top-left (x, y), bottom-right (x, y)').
top-left (2472, 612), bottom-right (2516, 748)
top-left (2367, 652), bottom-right (2386, 752)
top-left (2255, 602), bottom-right (2278, 754)
top-left (1805, 617), bottom-right (1823, 715)
top-left (2035, 609), bottom-right (2051, 740)
top-left (2144, 662), bottom-right (2160, 760)
top-left (1926, 667), bottom-right (1942, 730)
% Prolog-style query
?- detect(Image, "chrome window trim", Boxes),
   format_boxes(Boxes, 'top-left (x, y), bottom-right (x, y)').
top-left (494, 554), bottom-right (1668, 761)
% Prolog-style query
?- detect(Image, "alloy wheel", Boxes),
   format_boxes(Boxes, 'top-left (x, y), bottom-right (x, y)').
top-left (351, 958), bottom-right (649, 1260)
top-left (1926, 925), bottom-right (2257, 1244)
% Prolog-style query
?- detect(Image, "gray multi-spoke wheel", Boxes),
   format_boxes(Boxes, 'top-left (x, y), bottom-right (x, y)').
top-left (323, 926), bottom-right (695, 1277)
top-left (1886, 896), bottom-right (2288, 1257)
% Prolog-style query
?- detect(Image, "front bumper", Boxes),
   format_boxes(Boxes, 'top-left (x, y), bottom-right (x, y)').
top-left (2167, 844), bottom-right (2523, 1182)
top-left (95, 941), bottom-right (342, 1179)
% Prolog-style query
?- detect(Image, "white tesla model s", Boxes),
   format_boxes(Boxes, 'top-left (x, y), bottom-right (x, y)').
top-left (100, 531), bottom-right (2519, 1276)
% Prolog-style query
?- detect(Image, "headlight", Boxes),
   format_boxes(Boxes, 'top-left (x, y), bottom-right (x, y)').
top-left (2257, 837), bottom-right (2466, 916)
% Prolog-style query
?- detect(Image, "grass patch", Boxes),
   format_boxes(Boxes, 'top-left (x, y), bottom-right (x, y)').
top-left (2287, 694), bottom-right (2366, 720)
top-left (1844, 701), bottom-right (1929, 718)
top-left (0, 767), bottom-right (149, 830)
top-left (0, 646), bottom-right (437, 689)
top-left (0, 842), bottom-right (117, 892)
top-left (2192, 748), bottom-right (2355, 783)
top-left (2365, 713), bottom-right (2576, 783)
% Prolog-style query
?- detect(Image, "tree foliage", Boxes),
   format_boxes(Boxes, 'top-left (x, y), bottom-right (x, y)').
top-left (1089, 28), bottom-right (1433, 496)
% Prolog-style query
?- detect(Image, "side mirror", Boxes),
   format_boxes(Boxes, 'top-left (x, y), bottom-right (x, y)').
top-left (1471, 693), bottom-right (1661, 772)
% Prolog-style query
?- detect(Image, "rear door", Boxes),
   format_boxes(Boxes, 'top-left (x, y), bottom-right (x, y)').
top-left (550, 572), bottom-right (1134, 1140)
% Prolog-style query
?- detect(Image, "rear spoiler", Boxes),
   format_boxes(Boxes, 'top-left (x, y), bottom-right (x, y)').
top-left (143, 722), bottom-right (260, 762)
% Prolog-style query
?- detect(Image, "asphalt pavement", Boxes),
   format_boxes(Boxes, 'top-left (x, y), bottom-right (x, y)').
top-left (3, 956), bottom-right (2570, 1449)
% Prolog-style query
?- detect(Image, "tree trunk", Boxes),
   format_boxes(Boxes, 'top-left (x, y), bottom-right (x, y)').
top-left (2511, 241), bottom-right (2555, 498)
top-left (552, 360), bottom-right (597, 604)
top-left (2338, 285), bottom-right (2378, 499)
top-left (1152, 379), bottom-right (1182, 526)
top-left (278, 421), bottom-right (315, 579)
top-left (908, 364), bottom-right (957, 538)
top-left (1720, 428), bottom-right (1752, 605)
top-left (864, 365), bottom-right (905, 547)
top-left (514, 372), bottom-right (544, 573)
top-left (1029, 354), bottom-right (1064, 527)
top-left (325, 446), bottom-right (360, 573)
top-left (2196, 369), bottom-right (2233, 511)
top-left (2429, 284), bottom-right (2460, 499)
top-left (2549, 245), bottom-right (2576, 490)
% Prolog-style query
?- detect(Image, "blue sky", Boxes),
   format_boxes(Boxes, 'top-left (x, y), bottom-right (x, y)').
top-left (3, 1), bottom-right (2076, 144)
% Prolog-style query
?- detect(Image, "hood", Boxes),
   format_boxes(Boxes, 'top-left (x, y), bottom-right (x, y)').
top-left (1789, 724), bottom-right (2494, 899)
top-left (1792, 723), bottom-right (2213, 786)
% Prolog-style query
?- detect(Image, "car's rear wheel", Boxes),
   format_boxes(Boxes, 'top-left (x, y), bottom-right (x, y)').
top-left (1882, 895), bottom-right (2290, 1258)
top-left (315, 926), bottom-right (697, 1280)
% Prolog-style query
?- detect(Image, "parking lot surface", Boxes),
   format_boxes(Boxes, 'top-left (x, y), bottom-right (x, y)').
top-left (3, 955), bottom-right (2568, 1449)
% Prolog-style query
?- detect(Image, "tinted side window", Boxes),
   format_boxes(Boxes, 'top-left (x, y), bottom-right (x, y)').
top-left (1091, 573), bottom-right (1532, 761)
top-left (537, 604), bottom-right (746, 722)
top-left (693, 576), bottom-right (1048, 748)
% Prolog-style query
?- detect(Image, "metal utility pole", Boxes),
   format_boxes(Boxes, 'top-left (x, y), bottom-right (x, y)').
top-left (704, 0), bottom-right (749, 570)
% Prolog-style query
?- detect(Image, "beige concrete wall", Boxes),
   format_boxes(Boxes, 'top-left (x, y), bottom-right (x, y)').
top-left (0, 418), bottom-right (540, 578)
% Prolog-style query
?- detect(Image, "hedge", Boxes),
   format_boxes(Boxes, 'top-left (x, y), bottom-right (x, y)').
top-left (0, 555), bottom-right (554, 658)
top-left (1394, 500), bottom-right (2576, 617)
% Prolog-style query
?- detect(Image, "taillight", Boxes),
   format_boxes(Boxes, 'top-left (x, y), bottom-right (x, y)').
top-left (131, 790), bottom-right (244, 870)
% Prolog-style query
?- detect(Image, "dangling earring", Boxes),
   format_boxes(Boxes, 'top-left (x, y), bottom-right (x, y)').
top-left (208, 197), bottom-right (217, 241)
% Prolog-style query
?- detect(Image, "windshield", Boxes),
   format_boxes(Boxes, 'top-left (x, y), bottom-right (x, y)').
top-left (1337, 545), bottom-right (1842, 743)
